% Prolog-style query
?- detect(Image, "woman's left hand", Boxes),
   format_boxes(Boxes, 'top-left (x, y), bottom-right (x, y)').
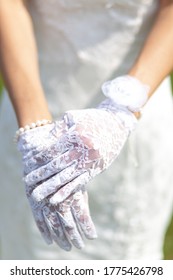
top-left (26, 99), bottom-right (137, 205)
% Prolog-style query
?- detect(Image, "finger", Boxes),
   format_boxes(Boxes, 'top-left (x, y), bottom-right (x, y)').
top-left (23, 135), bottom-right (72, 174)
top-left (57, 202), bottom-right (85, 249)
top-left (31, 206), bottom-right (53, 245)
top-left (71, 190), bottom-right (98, 240)
top-left (23, 122), bottom-right (82, 175)
top-left (43, 205), bottom-right (72, 251)
top-left (25, 147), bottom-right (83, 187)
top-left (24, 151), bottom-right (77, 187)
top-left (50, 172), bottom-right (91, 205)
top-left (31, 163), bottom-right (82, 202)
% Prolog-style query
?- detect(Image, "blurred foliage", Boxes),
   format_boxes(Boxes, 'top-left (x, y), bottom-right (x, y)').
top-left (0, 75), bottom-right (3, 98)
top-left (164, 73), bottom-right (173, 259)
top-left (171, 72), bottom-right (173, 93)
top-left (164, 215), bottom-right (173, 260)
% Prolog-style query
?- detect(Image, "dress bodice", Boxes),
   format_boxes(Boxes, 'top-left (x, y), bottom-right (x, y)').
top-left (26, 0), bottom-right (159, 115)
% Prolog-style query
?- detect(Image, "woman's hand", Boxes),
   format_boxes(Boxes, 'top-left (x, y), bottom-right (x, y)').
top-left (17, 75), bottom-right (148, 247)
top-left (17, 120), bottom-right (97, 250)
top-left (25, 75), bottom-right (149, 205)
top-left (27, 102), bottom-right (136, 205)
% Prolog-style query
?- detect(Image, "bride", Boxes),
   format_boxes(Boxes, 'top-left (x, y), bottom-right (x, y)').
top-left (0, 0), bottom-right (173, 259)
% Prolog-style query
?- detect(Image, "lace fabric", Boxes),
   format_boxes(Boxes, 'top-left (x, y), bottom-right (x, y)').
top-left (18, 121), bottom-right (97, 250)
top-left (17, 87), bottom-right (141, 251)
top-left (101, 75), bottom-right (149, 112)
top-left (21, 104), bottom-right (133, 203)
top-left (16, 75), bottom-right (156, 250)
top-left (1, 0), bottom-right (173, 259)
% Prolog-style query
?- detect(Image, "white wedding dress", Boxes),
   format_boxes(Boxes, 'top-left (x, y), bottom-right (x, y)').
top-left (0, 0), bottom-right (173, 260)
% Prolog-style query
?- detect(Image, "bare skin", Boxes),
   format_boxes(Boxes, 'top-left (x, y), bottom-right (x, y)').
top-left (0, 0), bottom-right (52, 127)
top-left (0, 0), bottom-right (173, 127)
top-left (129, 0), bottom-right (173, 97)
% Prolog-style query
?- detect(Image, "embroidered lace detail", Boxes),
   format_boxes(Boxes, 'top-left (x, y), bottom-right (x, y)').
top-left (18, 121), bottom-right (97, 250)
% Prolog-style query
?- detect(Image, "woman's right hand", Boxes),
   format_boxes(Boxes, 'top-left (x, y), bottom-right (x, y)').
top-left (17, 120), bottom-right (97, 250)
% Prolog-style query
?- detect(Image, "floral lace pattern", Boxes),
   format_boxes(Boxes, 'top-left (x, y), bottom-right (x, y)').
top-left (102, 75), bottom-right (149, 112)
top-left (17, 75), bottom-right (149, 250)
top-left (17, 76), bottom-right (141, 250)
top-left (33, 106), bottom-right (132, 205)
top-left (18, 120), bottom-right (97, 250)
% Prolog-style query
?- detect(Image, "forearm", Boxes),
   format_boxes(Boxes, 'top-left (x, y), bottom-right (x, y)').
top-left (128, 0), bottom-right (173, 98)
top-left (0, 0), bottom-right (52, 127)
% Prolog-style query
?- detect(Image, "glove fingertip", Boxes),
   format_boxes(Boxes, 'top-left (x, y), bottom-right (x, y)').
top-left (49, 196), bottom-right (58, 206)
top-left (50, 192), bottom-right (77, 205)
top-left (86, 233), bottom-right (98, 240)
top-left (84, 229), bottom-right (98, 240)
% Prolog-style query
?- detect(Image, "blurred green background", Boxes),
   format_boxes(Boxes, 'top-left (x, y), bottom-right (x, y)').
top-left (0, 75), bottom-right (173, 259)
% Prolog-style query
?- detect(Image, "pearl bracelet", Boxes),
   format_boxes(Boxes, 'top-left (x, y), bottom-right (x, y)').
top-left (14, 119), bottom-right (52, 142)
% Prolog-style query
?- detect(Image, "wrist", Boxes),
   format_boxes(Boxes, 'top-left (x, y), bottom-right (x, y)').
top-left (18, 109), bottom-right (52, 128)
top-left (98, 99), bottom-right (138, 132)
top-left (15, 119), bottom-right (53, 142)
top-left (16, 93), bottom-right (52, 127)
top-left (8, 79), bottom-right (52, 127)
top-left (133, 111), bottom-right (141, 119)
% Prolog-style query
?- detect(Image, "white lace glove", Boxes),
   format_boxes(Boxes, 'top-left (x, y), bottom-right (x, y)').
top-left (41, 187), bottom-right (97, 251)
top-left (25, 76), bottom-right (149, 205)
top-left (17, 121), bottom-right (97, 250)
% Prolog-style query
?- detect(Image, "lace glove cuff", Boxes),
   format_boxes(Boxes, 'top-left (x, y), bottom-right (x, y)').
top-left (97, 99), bottom-right (138, 132)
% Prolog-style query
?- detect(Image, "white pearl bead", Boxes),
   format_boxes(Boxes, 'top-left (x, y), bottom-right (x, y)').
top-left (14, 119), bottom-right (52, 142)
top-left (24, 125), bottom-right (30, 130)
top-left (30, 123), bottom-right (36, 128)
top-left (42, 119), bottom-right (48, 125)
top-left (36, 120), bottom-right (41, 126)
top-left (19, 127), bottom-right (24, 133)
